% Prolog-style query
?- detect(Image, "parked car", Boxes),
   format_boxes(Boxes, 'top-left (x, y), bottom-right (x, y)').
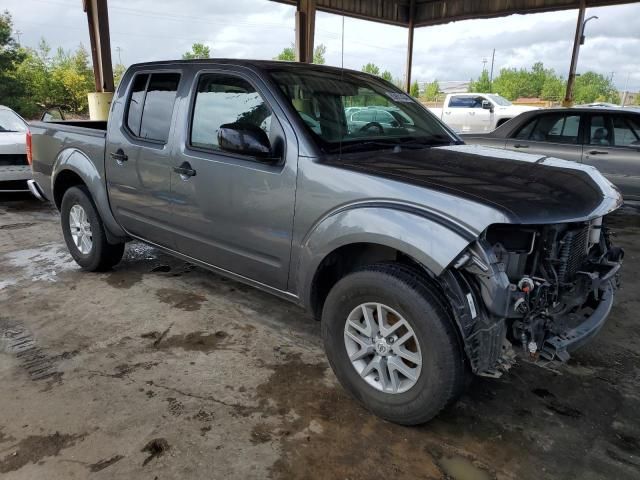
top-left (346, 106), bottom-right (413, 135)
top-left (428, 93), bottom-right (537, 133)
top-left (461, 107), bottom-right (640, 201)
top-left (29, 60), bottom-right (623, 425)
top-left (0, 105), bottom-right (31, 193)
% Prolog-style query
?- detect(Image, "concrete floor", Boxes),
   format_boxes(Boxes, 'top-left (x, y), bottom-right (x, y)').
top-left (0, 193), bottom-right (639, 480)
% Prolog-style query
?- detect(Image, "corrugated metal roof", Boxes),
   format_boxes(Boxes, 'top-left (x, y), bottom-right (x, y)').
top-left (271, 0), bottom-right (639, 27)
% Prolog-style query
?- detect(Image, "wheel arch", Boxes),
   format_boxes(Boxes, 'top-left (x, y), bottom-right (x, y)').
top-left (294, 205), bottom-right (474, 319)
top-left (52, 149), bottom-right (127, 243)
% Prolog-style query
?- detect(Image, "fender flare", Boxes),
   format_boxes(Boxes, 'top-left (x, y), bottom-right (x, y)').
top-left (52, 148), bottom-right (127, 242)
top-left (294, 204), bottom-right (476, 309)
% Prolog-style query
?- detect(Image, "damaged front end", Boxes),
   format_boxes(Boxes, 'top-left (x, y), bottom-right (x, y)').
top-left (440, 216), bottom-right (623, 377)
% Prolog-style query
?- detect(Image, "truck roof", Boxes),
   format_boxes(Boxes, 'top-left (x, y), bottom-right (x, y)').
top-left (128, 58), bottom-right (366, 77)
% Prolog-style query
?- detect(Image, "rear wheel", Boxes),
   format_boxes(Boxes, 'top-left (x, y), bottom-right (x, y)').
top-left (321, 263), bottom-right (466, 425)
top-left (61, 186), bottom-right (124, 271)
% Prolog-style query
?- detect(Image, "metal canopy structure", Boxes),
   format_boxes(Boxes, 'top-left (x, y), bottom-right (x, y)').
top-left (274, 0), bottom-right (637, 95)
top-left (274, 0), bottom-right (638, 27)
top-left (83, 0), bottom-right (638, 107)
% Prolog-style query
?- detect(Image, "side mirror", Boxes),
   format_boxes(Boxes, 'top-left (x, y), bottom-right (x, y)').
top-left (217, 123), bottom-right (274, 160)
top-left (481, 100), bottom-right (494, 112)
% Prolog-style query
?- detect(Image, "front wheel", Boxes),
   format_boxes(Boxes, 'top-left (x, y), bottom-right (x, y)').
top-left (61, 186), bottom-right (124, 271)
top-left (321, 263), bottom-right (466, 425)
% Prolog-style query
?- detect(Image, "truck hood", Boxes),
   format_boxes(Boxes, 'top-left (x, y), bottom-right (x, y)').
top-left (325, 144), bottom-right (622, 224)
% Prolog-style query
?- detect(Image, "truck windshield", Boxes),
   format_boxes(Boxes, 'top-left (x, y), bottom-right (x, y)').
top-left (0, 109), bottom-right (27, 133)
top-left (269, 69), bottom-right (456, 153)
top-left (486, 94), bottom-right (512, 106)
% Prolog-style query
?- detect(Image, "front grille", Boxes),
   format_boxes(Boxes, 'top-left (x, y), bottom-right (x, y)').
top-left (557, 227), bottom-right (589, 282)
top-left (0, 154), bottom-right (28, 166)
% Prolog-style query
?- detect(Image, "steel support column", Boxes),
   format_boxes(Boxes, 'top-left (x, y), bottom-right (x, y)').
top-left (295, 0), bottom-right (316, 63)
top-left (84, 0), bottom-right (114, 93)
top-left (405, 0), bottom-right (416, 93)
top-left (563, 0), bottom-right (586, 106)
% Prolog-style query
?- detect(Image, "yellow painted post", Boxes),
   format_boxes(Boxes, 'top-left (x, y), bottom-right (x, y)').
top-left (87, 92), bottom-right (113, 121)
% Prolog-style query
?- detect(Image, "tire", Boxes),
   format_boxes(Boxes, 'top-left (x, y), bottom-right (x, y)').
top-left (321, 262), bottom-right (466, 425)
top-left (60, 186), bottom-right (124, 271)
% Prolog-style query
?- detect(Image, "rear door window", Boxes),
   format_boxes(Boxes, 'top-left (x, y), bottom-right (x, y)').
top-left (125, 72), bottom-right (181, 143)
top-left (126, 74), bottom-right (149, 136)
top-left (611, 115), bottom-right (640, 147)
top-left (448, 96), bottom-right (474, 108)
top-left (519, 113), bottom-right (580, 144)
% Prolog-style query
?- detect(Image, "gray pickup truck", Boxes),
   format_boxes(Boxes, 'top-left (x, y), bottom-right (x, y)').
top-left (29, 60), bottom-right (623, 425)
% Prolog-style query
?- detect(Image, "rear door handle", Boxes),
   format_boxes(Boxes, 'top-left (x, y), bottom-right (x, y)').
top-left (513, 144), bottom-right (529, 149)
top-left (588, 150), bottom-right (608, 155)
top-left (110, 149), bottom-right (128, 163)
top-left (173, 162), bottom-right (196, 178)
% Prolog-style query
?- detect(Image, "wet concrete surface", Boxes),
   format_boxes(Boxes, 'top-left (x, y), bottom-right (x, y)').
top-left (0, 192), bottom-right (639, 479)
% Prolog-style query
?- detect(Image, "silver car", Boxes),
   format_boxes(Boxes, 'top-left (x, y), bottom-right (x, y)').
top-left (0, 105), bottom-right (31, 192)
top-left (461, 107), bottom-right (640, 201)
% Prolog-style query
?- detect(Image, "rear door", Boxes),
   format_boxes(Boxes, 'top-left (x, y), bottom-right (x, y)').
top-left (106, 71), bottom-right (182, 248)
top-left (504, 111), bottom-right (583, 162)
top-left (168, 69), bottom-right (298, 290)
top-left (582, 113), bottom-right (640, 200)
top-left (444, 95), bottom-right (491, 133)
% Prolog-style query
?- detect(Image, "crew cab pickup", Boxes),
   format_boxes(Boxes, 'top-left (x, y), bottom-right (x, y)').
top-left (29, 60), bottom-right (623, 425)
top-left (428, 93), bottom-right (537, 133)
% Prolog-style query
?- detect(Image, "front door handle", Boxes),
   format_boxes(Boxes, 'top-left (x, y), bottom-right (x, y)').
top-left (173, 162), bottom-right (196, 178)
top-left (513, 144), bottom-right (529, 149)
top-left (588, 150), bottom-right (608, 155)
top-left (110, 149), bottom-right (128, 163)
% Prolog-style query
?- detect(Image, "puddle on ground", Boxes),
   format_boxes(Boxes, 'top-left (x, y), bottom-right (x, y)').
top-left (0, 432), bottom-right (85, 473)
top-left (105, 270), bottom-right (143, 289)
top-left (438, 455), bottom-right (493, 480)
top-left (156, 288), bottom-right (207, 311)
top-left (0, 244), bottom-right (76, 288)
top-left (153, 331), bottom-right (230, 353)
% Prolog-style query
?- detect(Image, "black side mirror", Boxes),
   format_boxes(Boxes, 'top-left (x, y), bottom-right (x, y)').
top-left (217, 123), bottom-right (274, 159)
top-left (481, 100), bottom-right (494, 113)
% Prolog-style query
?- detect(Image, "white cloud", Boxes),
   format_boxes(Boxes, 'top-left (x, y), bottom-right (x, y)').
top-left (5, 0), bottom-right (640, 91)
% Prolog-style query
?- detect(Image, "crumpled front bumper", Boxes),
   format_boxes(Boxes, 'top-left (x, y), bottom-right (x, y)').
top-left (540, 278), bottom-right (617, 362)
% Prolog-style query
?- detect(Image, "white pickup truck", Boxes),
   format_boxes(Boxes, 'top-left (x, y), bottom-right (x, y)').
top-left (429, 93), bottom-right (538, 134)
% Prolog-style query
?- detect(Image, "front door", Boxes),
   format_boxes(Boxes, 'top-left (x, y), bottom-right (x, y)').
top-left (106, 71), bottom-right (182, 248)
top-left (168, 71), bottom-right (297, 290)
top-left (504, 111), bottom-right (583, 162)
top-left (582, 113), bottom-right (640, 201)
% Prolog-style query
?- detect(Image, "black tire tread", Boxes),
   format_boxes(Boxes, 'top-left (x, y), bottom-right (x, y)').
top-left (61, 186), bottom-right (124, 272)
top-left (322, 261), bottom-right (467, 425)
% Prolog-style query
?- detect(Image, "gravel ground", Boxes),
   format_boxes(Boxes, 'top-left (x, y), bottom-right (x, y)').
top-left (1, 193), bottom-right (639, 480)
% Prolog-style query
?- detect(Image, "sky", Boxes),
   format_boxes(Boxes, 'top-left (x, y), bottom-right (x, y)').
top-left (5, 0), bottom-right (640, 92)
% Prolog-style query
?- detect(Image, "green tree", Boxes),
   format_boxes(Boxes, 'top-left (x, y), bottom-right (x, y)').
top-left (423, 80), bottom-right (440, 101)
top-left (275, 43), bottom-right (326, 64)
top-left (361, 63), bottom-right (380, 76)
top-left (182, 43), bottom-right (211, 60)
top-left (0, 11), bottom-right (27, 113)
top-left (573, 72), bottom-right (620, 104)
top-left (312, 44), bottom-right (326, 64)
top-left (540, 76), bottom-right (565, 101)
top-left (410, 80), bottom-right (420, 98)
top-left (113, 63), bottom-right (127, 88)
top-left (381, 70), bottom-right (393, 82)
top-left (274, 45), bottom-right (295, 61)
top-left (469, 70), bottom-right (491, 93)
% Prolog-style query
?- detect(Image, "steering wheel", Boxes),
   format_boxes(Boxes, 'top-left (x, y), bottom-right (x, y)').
top-left (359, 122), bottom-right (384, 134)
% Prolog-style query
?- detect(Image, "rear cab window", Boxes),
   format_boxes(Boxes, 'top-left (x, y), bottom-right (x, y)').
top-left (125, 72), bottom-right (181, 143)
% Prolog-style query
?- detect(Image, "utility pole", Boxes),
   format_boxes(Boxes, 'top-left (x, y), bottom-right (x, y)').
top-left (14, 29), bottom-right (22, 44)
top-left (621, 72), bottom-right (631, 106)
top-left (482, 58), bottom-right (488, 72)
top-left (564, 1), bottom-right (595, 106)
top-left (115, 46), bottom-right (123, 65)
top-left (489, 49), bottom-right (496, 93)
